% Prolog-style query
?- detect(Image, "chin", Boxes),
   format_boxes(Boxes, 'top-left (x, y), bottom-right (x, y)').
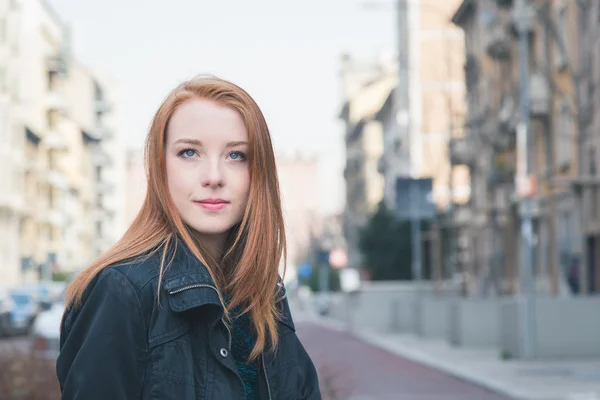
top-left (189, 223), bottom-right (235, 237)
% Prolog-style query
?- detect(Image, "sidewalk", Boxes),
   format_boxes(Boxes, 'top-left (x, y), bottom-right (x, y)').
top-left (292, 302), bottom-right (600, 400)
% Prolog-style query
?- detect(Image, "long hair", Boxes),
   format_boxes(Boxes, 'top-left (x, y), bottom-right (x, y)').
top-left (66, 76), bottom-right (287, 360)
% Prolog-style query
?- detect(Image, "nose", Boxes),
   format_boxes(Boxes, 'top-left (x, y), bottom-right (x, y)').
top-left (201, 158), bottom-right (224, 188)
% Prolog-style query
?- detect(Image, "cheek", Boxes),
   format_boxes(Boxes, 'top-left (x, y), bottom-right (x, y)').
top-left (238, 170), bottom-right (251, 201)
top-left (166, 158), bottom-right (188, 198)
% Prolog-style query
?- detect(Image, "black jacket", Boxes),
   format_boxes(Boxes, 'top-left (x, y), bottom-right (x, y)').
top-left (56, 241), bottom-right (322, 400)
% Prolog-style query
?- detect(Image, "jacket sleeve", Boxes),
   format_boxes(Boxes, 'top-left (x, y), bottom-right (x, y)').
top-left (56, 268), bottom-right (148, 400)
top-left (297, 337), bottom-right (323, 400)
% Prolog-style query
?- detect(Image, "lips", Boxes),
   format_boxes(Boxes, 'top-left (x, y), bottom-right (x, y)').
top-left (193, 198), bottom-right (230, 212)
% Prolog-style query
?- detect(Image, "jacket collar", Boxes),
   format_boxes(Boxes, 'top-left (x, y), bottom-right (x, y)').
top-left (160, 237), bottom-right (294, 329)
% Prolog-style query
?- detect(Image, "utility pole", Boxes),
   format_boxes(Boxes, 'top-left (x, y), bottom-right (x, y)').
top-left (395, 0), bottom-right (410, 168)
top-left (394, 0), bottom-right (423, 334)
top-left (515, 0), bottom-right (537, 360)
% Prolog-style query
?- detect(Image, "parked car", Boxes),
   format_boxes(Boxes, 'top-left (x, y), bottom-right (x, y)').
top-left (31, 295), bottom-right (64, 360)
top-left (0, 285), bottom-right (15, 337)
top-left (8, 289), bottom-right (39, 335)
top-left (31, 271), bottom-right (86, 358)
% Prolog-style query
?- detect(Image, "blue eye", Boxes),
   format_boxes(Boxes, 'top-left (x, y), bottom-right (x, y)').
top-left (229, 151), bottom-right (247, 161)
top-left (179, 149), bottom-right (197, 158)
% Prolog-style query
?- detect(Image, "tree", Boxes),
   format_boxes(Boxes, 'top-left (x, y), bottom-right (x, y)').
top-left (358, 202), bottom-right (417, 281)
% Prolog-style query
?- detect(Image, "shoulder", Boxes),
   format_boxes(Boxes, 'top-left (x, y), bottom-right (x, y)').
top-left (65, 251), bottom-right (165, 325)
top-left (108, 250), bottom-right (164, 295)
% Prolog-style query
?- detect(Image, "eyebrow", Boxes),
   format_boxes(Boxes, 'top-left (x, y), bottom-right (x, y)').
top-left (173, 139), bottom-right (248, 147)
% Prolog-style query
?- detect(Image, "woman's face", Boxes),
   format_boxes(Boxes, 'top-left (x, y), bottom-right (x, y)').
top-left (165, 99), bottom-right (250, 247)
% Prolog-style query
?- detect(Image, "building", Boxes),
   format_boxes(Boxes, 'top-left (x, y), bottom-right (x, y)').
top-left (88, 72), bottom-right (127, 256)
top-left (276, 153), bottom-right (323, 278)
top-left (339, 56), bottom-right (396, 270)
top-left (125, 148), bottom-right (146, 228)
top-left (451, 0), bottom-right (583, 296)
top-left (0, 0), bottom-right (126, 286)
top-left (0, 0), bottom-right (26, 286)
top-left (63, 62), bottom-right (126, 268)
top-left (574, 0), bottom-right (600, 294)
top-left (15, 0), bottom-right (72, 283)
top-left (387, 0), bottom-right (470, 210)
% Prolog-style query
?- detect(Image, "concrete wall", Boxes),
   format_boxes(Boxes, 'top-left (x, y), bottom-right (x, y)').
top-left (418, 297), bottom-right (450, 339)
top-left (448, 298), bottom-right (502, 347)
top-left (500, 296), bottom-right (600, 359)
top-left (327, 281), bottom-right (456, 334)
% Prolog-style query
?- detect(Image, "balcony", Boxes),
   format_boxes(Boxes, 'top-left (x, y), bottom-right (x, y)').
top-left (93, 124), bottom-right (114, 140)
top-left (23, 158), bottom-right (42, 172)
top-left (46, 170), bottom-right (69, 190)
top-left (47, 92), bottom-right (68, 114)
top-left (47, 209), bottom-right (67, 228)
top-left (95, 98), bottom-right (112, 114)
top-left (96, 179), bottom-right (115, 195)
top-left (509, 2), bottom-right (535, 34)
top-left (530, 72), bottom-right (550, 117)
top-left (485, 22), bottom-right (511, 61)
top-left (93, 235), bottom-right (115, 252)
top-left (46, 54), bottom-right (68, 75)
top-left (497, 94), bottom-right (517, 133)
top-left (91, 204), bottom-right (108, 221)
top-left (91, 147), bottom-right (113, 167)
top-left (44, 131), bottom-right (68, 151)
top-left (464, 54), bottom-right (479, 94)
top-left (449, 137), bottom-right (476, 166)
top-left (377, 157), bottom-right (385, 175)
top-left (0, 192), bottom-right (24, 213)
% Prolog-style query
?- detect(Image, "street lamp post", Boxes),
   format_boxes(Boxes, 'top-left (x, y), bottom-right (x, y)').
top-left (515, 0), bottom-right (537, 360)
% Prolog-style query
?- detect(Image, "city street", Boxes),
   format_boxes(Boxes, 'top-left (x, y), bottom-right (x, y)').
top-left (296, 321), bottom-right (512, 400)
top-left (0, 336), bottom-right (30, 354)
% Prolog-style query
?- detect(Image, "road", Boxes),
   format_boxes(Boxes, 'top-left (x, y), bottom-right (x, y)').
top-left (0, 335), bottom-right (29, 354)
top-left (296, 321), bottom-right (513, 400)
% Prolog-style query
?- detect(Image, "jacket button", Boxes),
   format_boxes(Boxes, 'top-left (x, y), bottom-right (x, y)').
top-left (220, 348), bottom-right (228, 358)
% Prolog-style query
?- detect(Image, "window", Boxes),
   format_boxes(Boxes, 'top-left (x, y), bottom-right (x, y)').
top-left (590, 148), bottom-right (597, 218)
top-left (48, 186), bottom-right (54, 209)
top-left (48, 71), bottom-right (58, 92)
top-left (10, 76), bottom-right (18, 101)
top-left (554, 3), bottom-right (568, 70)
top-left (0, 67), bottom-right (6, 93)
top-left (47, 110), bottom-right (59, 130)
top-left (0, 19), bottom-right (6, 44)
top-left (556, 99), bottom-right (572, 168)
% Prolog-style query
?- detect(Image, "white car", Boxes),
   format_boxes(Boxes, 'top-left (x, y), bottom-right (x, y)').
top-left (31, 300), bottom-right (64, 359)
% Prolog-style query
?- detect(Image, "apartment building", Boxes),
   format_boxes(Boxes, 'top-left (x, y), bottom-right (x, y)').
top-left (339, 55), bottom-right (396, 270)
top-left (451, 0), bottom-right (583, 296)
top-left (0, 0), bottom-right (25, 286)
top-left (0, 0), bottom-right (125, 286)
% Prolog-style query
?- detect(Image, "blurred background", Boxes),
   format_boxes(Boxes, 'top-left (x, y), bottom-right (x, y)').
top-left (1, 0), bottom-right (600, 399)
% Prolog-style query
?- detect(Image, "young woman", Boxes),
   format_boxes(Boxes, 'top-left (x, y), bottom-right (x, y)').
top-left (56, 76), bottom-right (322, 400)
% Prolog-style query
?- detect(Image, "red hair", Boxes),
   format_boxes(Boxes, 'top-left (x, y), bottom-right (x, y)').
top-left (66, 76), bottom-right (287, 360)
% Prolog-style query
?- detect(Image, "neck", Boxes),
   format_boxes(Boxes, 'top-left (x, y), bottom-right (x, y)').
top-left (193, 232), bottom-right (227, 264)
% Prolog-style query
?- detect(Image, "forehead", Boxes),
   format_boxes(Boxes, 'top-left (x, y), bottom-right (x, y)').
top-left (167, 99), bottom-right (247, 143)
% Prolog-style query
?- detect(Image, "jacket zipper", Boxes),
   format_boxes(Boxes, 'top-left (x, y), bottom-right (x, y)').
top-left (170, 283), bottom-right (272, 399)
top-left (169, 283), bottom-right (232, 350)
top-left (168, 283), bottom-right (217, 295)
top-left (262, 353), bottom-right (273, 400)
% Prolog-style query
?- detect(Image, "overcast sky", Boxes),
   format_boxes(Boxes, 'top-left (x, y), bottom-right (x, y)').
top-left (48, 0), bottom-right (395, 214)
